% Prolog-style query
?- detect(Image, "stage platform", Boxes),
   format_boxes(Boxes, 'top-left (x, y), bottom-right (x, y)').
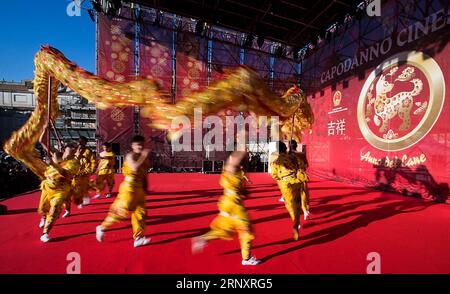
top-left (0, 173), bottom-right (449, 273)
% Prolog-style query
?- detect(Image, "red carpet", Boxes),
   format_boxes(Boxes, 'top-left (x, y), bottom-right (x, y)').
top-left (0, 173), bottom-right (449, 273)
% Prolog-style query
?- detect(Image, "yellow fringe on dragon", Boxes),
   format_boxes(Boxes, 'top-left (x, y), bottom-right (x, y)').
top-left (3, 45), bottom-right (168, 179)
top-left (147, 67), bottom-right (314, 142)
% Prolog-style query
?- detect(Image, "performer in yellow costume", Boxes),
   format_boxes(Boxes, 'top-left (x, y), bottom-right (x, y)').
top-left (271, 141), bottom-right (302, 240)
top-left (38, 140), bottom-right (80, 242)
top-left (192, 151), bottom-right (260, 266)
top-left (92, 142), bottom-right (115, 199)
top-left (240, 165), bottom-right (252, 185)
top-left (68, 136), bottom-right (96, 214)
top-left (289, 140), bottom-right (310, 220)
top-left (96, 135), bottom-right (151, 248)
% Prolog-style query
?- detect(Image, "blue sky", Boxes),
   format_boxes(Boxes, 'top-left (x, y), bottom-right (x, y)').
top-left (0, 0), bottom-right (95, 82)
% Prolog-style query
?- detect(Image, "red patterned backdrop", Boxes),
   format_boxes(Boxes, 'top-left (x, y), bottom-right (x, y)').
top-left (138, 11), bottom-right (173, 168)
top-left (301, 0), bottom-right (450, 203)
top-left (97, 8), bottom-right (135, 155)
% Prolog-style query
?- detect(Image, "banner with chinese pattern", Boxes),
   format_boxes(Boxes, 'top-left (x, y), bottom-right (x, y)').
top-left (97, 8), bottom-right (135, 155)
top-left (138, 9), bottom-right (173, 159)
top-left (301, 0), bottom-right (450, 203)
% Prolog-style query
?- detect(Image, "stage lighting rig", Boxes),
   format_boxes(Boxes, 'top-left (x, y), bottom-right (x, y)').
top-left (355, 1), bottom-right (366, 20)
top-left (274, 45), bottom-right (285, 58)
top-left (154, 10), bottom-right (161, 26)
top-left (243, 34), bottom-right (254, 48)
top-left (292, 46), bottom-right (300, 60)
top-left (90, 0), bottom-right (102, 13)
top-left (195, 20), bottom-right (205, 36)
top-left (344, 13), bottom-right (353, 24)
top-left (257, 35), bottom-right (265, 48)
top-left (89, 0), bottom-right (122, 18)
top-left (343, 13), bottom-right (353, 30)
top-left (325, 22), bottom-right (338, 42)
top-left (317, 35), bottom-right (324, 46)
top-left (106, 0), bottom-right (122, 18)
top-left (299, 48), bottom-right (307, 60)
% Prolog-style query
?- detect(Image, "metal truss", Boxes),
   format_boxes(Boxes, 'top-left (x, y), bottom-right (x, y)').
top-left (299, 0), bottom-right (449, 96)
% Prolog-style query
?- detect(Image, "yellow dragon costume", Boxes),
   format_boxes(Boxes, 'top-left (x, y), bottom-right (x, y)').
top-left (3, 46), bottom-right (313, 177)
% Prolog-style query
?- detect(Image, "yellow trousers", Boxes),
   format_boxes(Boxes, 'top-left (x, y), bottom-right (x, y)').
top-left (101, 182), bottom-right (146, 240)
top-left (95, 173), bottom-right (115, 193)
top-left (299, 182), bottom-right (310, 213)
top-left (202, 197), bottom-right (255, 260)
top-left (38, 181), bottom-right (70, 234)
top-left (64, 191), bottom-right (72, 212)
top-left (278, 181), bottom-right (301, 223)
top-left (296, 172), bottom-right (310, 213)
top-left (71, 175), bottom-right (90, 205)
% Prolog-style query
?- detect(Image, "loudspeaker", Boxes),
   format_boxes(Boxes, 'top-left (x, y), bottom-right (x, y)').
top-left (214, 160), bottom-right (224, 172)
top-left (111, 143), bottom-right (120, 155)
top-left (0, 204), bottom-right (7, 215)
top-left (203, 160), bottom-right (213, 173)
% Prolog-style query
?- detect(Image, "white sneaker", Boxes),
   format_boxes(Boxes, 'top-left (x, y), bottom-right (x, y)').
top-left (134, 237), bottom-right (151, 248)
top-left (92, 194), bottom-right (101, 199)
top-left (191, 237), bottom-right (207, 254)
top-left (96, 225), bottom-right (104, 242)
top-left (279, 197), bottom-right (285, 203)
top-left (40, 233), bottom-right (51, 243)
top-left (105, 193), bottom-right (112, 198)
top-left (62, 210), bottom-right (70, 218)
top-left (83, 197), bottom-right (90, 205)
top-left (38, 217), bottom-right (46, 228)
top-left (304, 211), bottom-right (310, 220)
top-left (77, 204), bottom-right (84, 209)
top-left (242, 256), bottom-right (261, 266)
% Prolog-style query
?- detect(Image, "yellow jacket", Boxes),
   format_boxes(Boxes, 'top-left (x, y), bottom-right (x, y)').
top-left (270, 153), bottom-right (300, 184)
top-left (122, 158), bottom-right (149, 190)
top-left (289, 152), bottom-right (309, 182)
top-left (217, 170), bottom-right (247, 215)
top-left (219, 170), bottom-right (245, 200)
top-left (78, 148), bottom-right (96, 175)
top-left (97, 151), bottom-right (115, 175)
top-left (42, 158), bottom-right (80, 189)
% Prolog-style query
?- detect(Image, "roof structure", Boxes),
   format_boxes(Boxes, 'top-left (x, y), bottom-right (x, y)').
top-left (122, 0), bottom-right (361, 48)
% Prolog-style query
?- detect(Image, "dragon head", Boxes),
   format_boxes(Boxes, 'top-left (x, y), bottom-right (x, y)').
top-left (279, 85), bottom-right (314, 142)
